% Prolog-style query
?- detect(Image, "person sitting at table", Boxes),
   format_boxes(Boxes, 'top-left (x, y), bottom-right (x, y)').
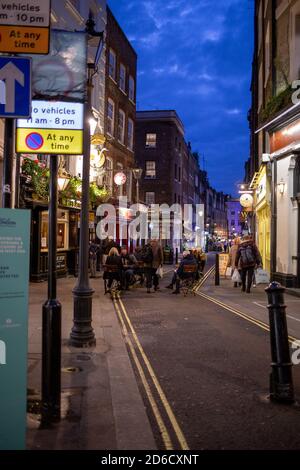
top-left (166, 251), bottom-right (198, 294)
top-left (103, 247), bottom-right (123, 291)
top-left (120, 246), bottom-right (138, 290)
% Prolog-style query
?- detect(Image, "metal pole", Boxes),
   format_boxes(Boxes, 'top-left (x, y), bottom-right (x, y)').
top-left (270, 158), bottom-right (277, 281)
top-left (70, 70), bottom-right (95, 348)
top-left (265, 282), bottom-right (294, 404)
top-left (15, 153), bottom-right (21, 208)
top-left (42, 155), bottom-right (62, 423)
top-left (2, 119), bottom-right (14, 208)
top-left (175, 247), bottom-right (178, 265)
top-left (136, 179), bottom-right (139, 204)
top-left (215, 253), bottom-right (220, 286)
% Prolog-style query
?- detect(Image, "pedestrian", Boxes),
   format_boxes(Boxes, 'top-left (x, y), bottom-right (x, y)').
top-left (142, 239), bottom-right (163, 293)
top-left (166, 251), bottom-right (198, 294)
top-left (235, 235), bottom-right (262, 293)
top-left (120, 246), bottom-right (138, 290)
top-left (89, 239), bottom-right (99, 278)
top-left (227, 237), bottom-right (241, 287)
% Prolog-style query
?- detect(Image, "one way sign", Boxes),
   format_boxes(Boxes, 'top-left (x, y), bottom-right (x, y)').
top-left (0, 57), bottom-right (31, 118)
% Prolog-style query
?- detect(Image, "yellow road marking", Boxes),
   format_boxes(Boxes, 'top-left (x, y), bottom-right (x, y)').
top-left (193, 265), bottom-right (215, 292)
top-left (117, 293), bottom-right (190, 451)
top-left (197, 291), bottom-right (298, 344)
top-left (112, 294), bottom-right (173, 450)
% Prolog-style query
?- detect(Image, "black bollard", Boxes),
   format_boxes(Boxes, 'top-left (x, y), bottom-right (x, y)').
top-left (215, 253), bottom-right (220, 286)
top-left (265, 282), bottom-right (294, 404)
top-left (175, 248), bottom-right (178, 265)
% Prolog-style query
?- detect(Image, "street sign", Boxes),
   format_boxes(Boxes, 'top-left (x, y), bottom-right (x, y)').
top-left (16, 100), bottom-right (84, 155)
top-left (0, 57), bottom-right (31, 118)
top-left (0, 0), bottom-right (50, 54)
top-left (0, 209), bottom-right (30, 450)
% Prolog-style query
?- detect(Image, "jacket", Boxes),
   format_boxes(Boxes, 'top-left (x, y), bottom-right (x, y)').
top-left (235, 241), bottom-right (262, 269)
top-left (177, 254), bottom-right (198, 279)
top-left (228, 244), bottom-right (239, 269)
top-left (150, 241), bottom-right (164, 269)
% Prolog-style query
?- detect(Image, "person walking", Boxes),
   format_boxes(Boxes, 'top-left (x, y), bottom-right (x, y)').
top-left (89, 239), bottom-right (99, 278)
top-left (142, 239), bottom-right (163, 293)
top-left (235, 235), bottom-right (262, 293)
top-left (227, 237), bottom-right (241, 287)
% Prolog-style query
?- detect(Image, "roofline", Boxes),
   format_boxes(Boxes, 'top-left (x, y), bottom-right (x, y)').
top-left (107, 5), bottom-right (137, 58)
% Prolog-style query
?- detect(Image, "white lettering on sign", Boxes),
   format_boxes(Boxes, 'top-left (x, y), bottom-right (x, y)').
top-left (0, 0), bottom-right (50, 27)
top-left (0, 339), bottom-right (6, 365)
top-left (17, 100), bottom-right (84, 130)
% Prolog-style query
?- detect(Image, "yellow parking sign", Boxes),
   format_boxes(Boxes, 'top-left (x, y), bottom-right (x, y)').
top-left (16, 128), bottom-right (83, 155)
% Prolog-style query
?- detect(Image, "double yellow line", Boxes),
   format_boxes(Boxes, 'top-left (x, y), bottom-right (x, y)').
top-left (192, 265), bottom-right (215, 293)
top-left (112, 292), bottom-right (189, 451)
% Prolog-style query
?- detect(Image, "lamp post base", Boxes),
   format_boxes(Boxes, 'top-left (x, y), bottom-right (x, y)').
top-left (70, 287), bottom-right (96, 348)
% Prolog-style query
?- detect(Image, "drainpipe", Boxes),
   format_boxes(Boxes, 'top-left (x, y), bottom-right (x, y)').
top-left (271, 157), bottom-right (277, 280)
top-left (271, 0), bottom-right (277, 97)
top-left (297, 193), bottom-right (300, 287)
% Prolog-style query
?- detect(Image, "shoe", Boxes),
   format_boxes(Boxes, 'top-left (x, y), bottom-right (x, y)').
top-left (147, 289), bottom-right (151, 294)
top-left (154, 286), bottom-right (160, 291)
top-left (166, 285), bottom-right (173, 289)
top-left (172, 290), bottom-right (180, 295)
top-left (241, 287), bottom-right (246, 293)
top-left (246, 289), bottom-right (251, 294)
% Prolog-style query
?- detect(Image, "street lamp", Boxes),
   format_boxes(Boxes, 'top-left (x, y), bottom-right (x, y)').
top-left (70, 14), bottom-right (104, 348)
top-left (132, 168), bottom-right (143, 204)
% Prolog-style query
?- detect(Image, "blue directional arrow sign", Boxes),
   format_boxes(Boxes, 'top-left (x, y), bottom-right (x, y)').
top-left (0, 57), bottom-right (31, 118)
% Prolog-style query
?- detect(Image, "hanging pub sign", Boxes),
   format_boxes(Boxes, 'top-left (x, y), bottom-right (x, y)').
top-left (16, 100), bottom-right (84, 155)
top-left (0, 0), bottom-right (51, 54)
top-left (31, 30), bottom-right (87, 101)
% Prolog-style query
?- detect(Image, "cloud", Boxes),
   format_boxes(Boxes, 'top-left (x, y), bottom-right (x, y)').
top-left (226, 108), bottom-right (242, 115)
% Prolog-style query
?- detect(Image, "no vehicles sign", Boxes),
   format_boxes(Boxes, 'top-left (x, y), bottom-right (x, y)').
top-left (16, 100), bottom-right (84, 155)
top-left (0, 0), bottom-right (51, 54)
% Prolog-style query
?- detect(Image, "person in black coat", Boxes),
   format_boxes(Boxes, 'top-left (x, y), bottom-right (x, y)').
top-left (166, 251), bottom-right (198, 294)
top-left (103, 247), bottom-right (123, 290)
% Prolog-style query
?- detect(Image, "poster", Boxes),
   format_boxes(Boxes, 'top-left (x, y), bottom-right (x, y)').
top-left (0, 209), bottom-right (30, 450)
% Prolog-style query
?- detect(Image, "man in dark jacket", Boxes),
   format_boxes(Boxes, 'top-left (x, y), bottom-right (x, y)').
top-left (235, 236), bottom-right (262, 293)
top-left (89, 239), bottom-right (99, 278)
top-left (166, 251), bottom-right (198, 294)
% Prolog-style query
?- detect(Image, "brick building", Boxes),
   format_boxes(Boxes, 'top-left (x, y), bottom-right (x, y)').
top-left (100, 6), bottom-right (137, 204)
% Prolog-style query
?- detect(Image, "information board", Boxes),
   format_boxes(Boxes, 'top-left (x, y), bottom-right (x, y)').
top-left (0, 209), bottom-right (30, 450)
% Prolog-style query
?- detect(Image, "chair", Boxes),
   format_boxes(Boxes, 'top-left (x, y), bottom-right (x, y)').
top-left (180, 265), bottom-right (198, 297)
top-left (103, 265), bottom-right (121, 295)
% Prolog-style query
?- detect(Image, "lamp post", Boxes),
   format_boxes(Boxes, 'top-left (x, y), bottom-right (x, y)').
top-left (132, 168), bottom-right (143, 204)
top-left (70, 15), bottom-right (104, 348)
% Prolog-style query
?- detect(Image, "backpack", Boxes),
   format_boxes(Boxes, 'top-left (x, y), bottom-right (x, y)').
top-left (141, 245), bottom-right (153, 264)
top-left (240, 244), bottom-right (255, 266)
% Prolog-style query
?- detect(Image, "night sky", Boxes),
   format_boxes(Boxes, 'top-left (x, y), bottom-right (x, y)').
top-left (108, 0), bottom-right (254, 195)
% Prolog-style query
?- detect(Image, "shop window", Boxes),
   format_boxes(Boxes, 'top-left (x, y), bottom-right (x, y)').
top-left (41, 210), bottom-right (69, 252)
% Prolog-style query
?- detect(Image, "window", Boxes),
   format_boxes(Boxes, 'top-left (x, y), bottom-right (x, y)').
top-left (127, 118), bottom-right (134, 151)
top-left (107, 99), bottom-right (115, 136)
top-left (109, 48), bottom-right (116, 80)
top-left (175, 163), bottom-right (177, 180)
top-left (265, 22), bottom-right (270, 84)
top-left (231, 211), bottom-right (235, 216)
top-left (129, 75), bottom-right (135, 101)
top-left (103, 157), bottom-right (113, 190)
top-left (178, 167), bottom-right (181, 182)
top-left (146, 133), bottom-right (157, 148)
top-left (117, 109), bottom-right (125, 144)
top-left (119, 63), bottom-right (126, 92)
top-left (178, 195), bottom-right (181, 205)
top-left (145, 161), bottom-right (156, 179)
top-left (145, 192), bottom-right (155, 205)
top-left (231, 220), bottom-right (235, 226)
top-left (174, 193), bottom-right (177, 203)
top-left (41, 210), bottom-right (69, 252)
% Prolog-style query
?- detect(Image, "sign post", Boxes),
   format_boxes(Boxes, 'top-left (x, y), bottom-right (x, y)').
top-left (0, 56), bottom-right (31, 208)
top-left (0, 209), bottom-right (30, 449)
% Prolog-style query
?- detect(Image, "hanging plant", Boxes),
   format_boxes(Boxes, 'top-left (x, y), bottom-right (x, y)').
top-left (89, 182), bottom-right (111, 206)
top-left (21, 158), bottom-right (50, 201)
top-left (259, 86), bottom-right (293, 124)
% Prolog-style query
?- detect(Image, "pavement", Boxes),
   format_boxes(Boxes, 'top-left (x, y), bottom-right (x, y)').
top-left (26, 259), bottom-right (300, 450)
top-left (26, 275), bottom-right (156, 450)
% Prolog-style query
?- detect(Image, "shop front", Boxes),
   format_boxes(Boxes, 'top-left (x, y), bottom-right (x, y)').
top-left (250, 165), bottom-right (271, 274)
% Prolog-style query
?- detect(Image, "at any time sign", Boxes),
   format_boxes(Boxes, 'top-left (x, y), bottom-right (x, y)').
top-left (0, 0), bottom-right (51, 54)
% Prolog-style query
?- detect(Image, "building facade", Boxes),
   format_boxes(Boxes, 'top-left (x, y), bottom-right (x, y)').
top-left (249, 0), bottom-right (300, 286)
top-left (101, 6), bottom-right (137, 205)
top-left (226, 199), bottom-right (242, 239)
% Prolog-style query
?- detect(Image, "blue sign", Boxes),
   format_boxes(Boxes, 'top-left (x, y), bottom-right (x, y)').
top-left (0, 57), bottom-right (31, 118)
top-left (0, 209), bottom-right (30, 450)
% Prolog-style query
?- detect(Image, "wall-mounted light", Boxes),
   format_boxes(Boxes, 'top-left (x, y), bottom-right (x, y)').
top-left (278, 180), bottom-right (286, 195)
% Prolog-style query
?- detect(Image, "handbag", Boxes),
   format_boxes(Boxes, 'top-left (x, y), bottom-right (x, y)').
top-left (156, 266), bottom-right (163, 279)
top-left (255, 268), bottom-right (270, 285)
top-left (225, 267), bottom-right (232, 278)
top-left (232, 269), bottom-right (241, 283)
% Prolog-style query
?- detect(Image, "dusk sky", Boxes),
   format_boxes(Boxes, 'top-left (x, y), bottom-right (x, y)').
top-left (108, 0), bottom-right (254, 195)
